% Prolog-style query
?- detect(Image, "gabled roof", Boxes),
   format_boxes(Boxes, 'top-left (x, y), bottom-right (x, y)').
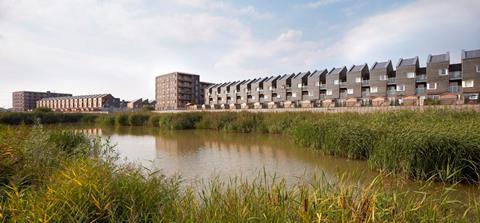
top-left (207, 83), bottom-right (220, 90)
top-left (371, 60), bottom-right (391, 71)
top-left (234, 79), bottom-right (248, 87)
top-left (428, 52), bottom-right (449, 64)
top-left (309, 69), bottom-right (328, 78)
top-left (397, 57), bottom-right (418, 67)
top-left (328, 66), bottom-right (347, 75)
top-left (252, 76), bottom-right (270, 84)
top-left (243, 78), bottom-right (258, 85)
top-left (225, 81), bottom-right (239, 88)
top-left (264, 75), bottom-right (281, 83)
top-left (293, 71), bottom-right (310, 79)
top-left (348, 64), bottom-right (368, 73)
top-left (278, 73), bottom-right (296, 80)
top-left (462, 49), bottom-right (480, 60)
top-left (39, 94), bottom-right (112, 101)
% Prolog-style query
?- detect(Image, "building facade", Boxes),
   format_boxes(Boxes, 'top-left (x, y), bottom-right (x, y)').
top-left (37, 94), bottom-right (120, 112)
top-left (201, 49), bottom-right (480, 109)
top-left (12, 91), bottom-right (72, 112)
top-left (155, 72), bottom-right (212, 110)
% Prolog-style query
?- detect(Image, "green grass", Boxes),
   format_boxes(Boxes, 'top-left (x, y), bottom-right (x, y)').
top-left (2, 109), bottom-right (480, 183)
top-left (1, 126), bottom-right (479, 222)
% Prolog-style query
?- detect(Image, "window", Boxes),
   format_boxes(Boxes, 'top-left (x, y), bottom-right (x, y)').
top-left (264, 95), bottom-right (269, 99)
top-left (396, 85), bottom-right (405, 91)
top-left (463, 80), bottom-right (474, 88)
top-left (438, 68), bottom-right (448, 76)
top-left (476, 65), bottom-right (480, 73)
top-left (371, 86), bottom-right (378, 93)
top-left (297, 83), bottom-right (302, 88)
top-left (407, 72), bottom-right (416, 78)
top-left (326, 90), bottom-right (333, 95)
top-left (347, 89), bottom-right (354, 94)
top-left (256, 87), bottom-right (260, 91)
top-left (315, 81), bottom-right (320, 86)
top-left (292, 93), bottom-right (297, 97)
top-left (333, 80), bottom-right (339, 85)
top-left (379, 75), bottom-right (387, 81)
top-left (469, 94), bottom-right (479, 100)
top-left (355, 77), bottom-right (361, 83)
top-left (427, 83), bottom-right (437, 90)
top-left (269, 86), bottom-right (273, 90)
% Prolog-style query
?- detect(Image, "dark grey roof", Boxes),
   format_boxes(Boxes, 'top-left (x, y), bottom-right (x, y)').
top-left (329, 67), bottom-right (346, 75)
top-left (371, 60), bottom-right (391, 70)
top-left (279, 73), bottom-right (296, 80)
top-left (293, 71), bottom-right (310, 79)
top-left (462, 49), bottom-right (480, 60)
top-left (428, 52), bottom-right (449, 63)
top-left (348, 64), bottom-right (367, 72)
top-left (234, 80), bottom-right (248, 87)
top-left (252, 76), bottom-right (270, 84)
top-left (39, 94), bottom-right (111, 101)
top-left (264, 75), bottom-right (281, 82)
top-left (309, 69), bottom-right (328, 78)
top-left (397, 57), bottom-right (418, 67)
top-left (225, 81), bottom-right (239, 88)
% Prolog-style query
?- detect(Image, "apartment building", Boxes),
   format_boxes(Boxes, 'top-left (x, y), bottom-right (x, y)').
top-left (37, 94), bottom-right (120, 112)
top-left (155, 72), bottom-right (211, 110)
top-left (199, 49), bottom-right (480, 110)
top-left (12, 91), bottom-right (72, 112)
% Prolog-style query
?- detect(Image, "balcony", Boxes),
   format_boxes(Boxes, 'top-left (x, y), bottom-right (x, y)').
top-left (449, 86), bottom-right (460, 93)
top-left (416, 75), bottom-right (427, 82)
top-left (361, 92), bottom-right (370, 98)
top-left (339, 93), bottom-right (348, 98)
top-left (340, 81), bottom-right (348, 88)
top-left (361, 80), bottom-right (369, 86)
top-left (387, 77), bottom-right (396, 84)
top-left (387, 90), bottom-right (396, 96)
top-left (450, 71), bottom-right (462, 80)
top-left (416, 88), bottom-right (426, 94)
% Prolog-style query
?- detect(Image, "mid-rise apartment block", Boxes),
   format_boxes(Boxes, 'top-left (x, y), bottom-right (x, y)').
top-left (12, 91), bottom-right (72, 112)
top-left (202, 49), bottom-right (480, 109)
top-left (155, 72), bottom-right (212, 110)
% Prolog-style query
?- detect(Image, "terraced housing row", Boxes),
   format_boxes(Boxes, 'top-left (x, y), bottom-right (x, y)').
top-left (200, 49), bottom-right (480, 109)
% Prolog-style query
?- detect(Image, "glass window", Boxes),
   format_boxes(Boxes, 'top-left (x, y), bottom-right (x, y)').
top-left (463, 80), bottom-right (474, 88)
top-left (427, 83), bottom-right (437, 90)
top-left (326, 90), bottom-right (333, 95)
top-left (438, 68), bottom-right (448, 76)
top-left (371, 86), bottom-right (378, 93)
top-left (379, 75), bottom-right (387, 81)
top-left (476, 65), bottom-right (480, 73)
top-left (333, 80), bottom-right (339, 85)
top-left (407, 72), bottom-right (416, 78)
top-left (355, 77), bottom-right (361, 83)
top-left (347, 89), bottom-right (354, 94)
top-left (396, 85), bottom-right (405, 91)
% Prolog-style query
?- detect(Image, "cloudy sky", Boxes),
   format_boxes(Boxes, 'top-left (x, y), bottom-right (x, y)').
top-left (1, 0), bottom-right (479, 108)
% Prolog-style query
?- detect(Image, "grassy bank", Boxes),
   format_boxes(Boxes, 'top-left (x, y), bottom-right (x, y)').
top-left (1, 126), bottom-right (479, 222)
top-left (2, 110), bottom-right (480, 183)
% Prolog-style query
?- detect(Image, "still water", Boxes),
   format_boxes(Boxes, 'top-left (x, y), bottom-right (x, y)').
top-left (69, 125), bottom-right (479, 199)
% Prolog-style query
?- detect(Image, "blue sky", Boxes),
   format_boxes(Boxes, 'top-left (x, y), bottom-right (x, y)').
top-left (0, 0), bottom-right (479, 107)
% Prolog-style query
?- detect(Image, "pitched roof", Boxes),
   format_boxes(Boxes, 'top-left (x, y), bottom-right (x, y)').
top-left (348, 64), bottom-right (367, 72)
top-left (329, 67), bottom-right (346, 75)
top-left (252, 76), bottom-right (270, 84)
top-left (264, 75), bottom-right (281, 83)
top-left (428, 52), bottom-right (449, 63)
top-left (462, 49), bottom-right (480, 60)
top-left (397, 57), bottom-right (418, 67)
top-left (293, 71), bottom-right (310, 79)
top-left (371, 60), bottom-right (391, 70)
top-left (309, 69), bottom-right (328, 78)
top-left (279, 73), bottom-right (296, 80)
top-left (39, 94), bottom-right (112, 101)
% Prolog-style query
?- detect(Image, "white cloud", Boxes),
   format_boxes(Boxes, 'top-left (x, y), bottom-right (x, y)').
top-left (172, 0), bottom-right (273, 19)
top-left (300, 0), bottom-right (341, 9)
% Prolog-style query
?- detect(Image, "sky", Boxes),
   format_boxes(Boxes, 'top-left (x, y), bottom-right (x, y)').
top-left (1, 0), bottom-right (479, 108)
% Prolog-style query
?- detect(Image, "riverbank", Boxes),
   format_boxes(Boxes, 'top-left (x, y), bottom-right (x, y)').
top-left (1, 109), bottom-right (480, 183)
top-left (1, 126), bottom-right (479, 222)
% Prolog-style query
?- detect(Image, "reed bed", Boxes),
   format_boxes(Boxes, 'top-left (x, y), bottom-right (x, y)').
top-left (1, 126), bottom-right (479, 222)
top-left (2, 109), bottom-right (480, 183)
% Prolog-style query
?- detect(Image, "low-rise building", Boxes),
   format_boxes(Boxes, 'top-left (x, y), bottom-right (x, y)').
top-left (461, 49), bottom-right (480, 103)
top-left (37, 94), bottom-right (120, 112)
top-left (12, 91), bottom-right (72, 112)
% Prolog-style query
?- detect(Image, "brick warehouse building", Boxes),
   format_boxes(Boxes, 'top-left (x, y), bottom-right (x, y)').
top-left (12, 91), bottom-right (72, 112)
top-left (203, 49), bottom-right (480, 109)
top-left (155, 72), bottom-right (213, 110)
top-left (37, 94), bottom-right (120, 112)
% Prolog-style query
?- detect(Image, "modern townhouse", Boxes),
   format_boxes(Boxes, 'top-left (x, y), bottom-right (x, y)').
top-left (239, 79), bottom-right (258, 108)
top-left (290, 71), bottom-right (310, 107)
top-left (461, 49), bottom-right (480, 104)
top-left (304, 69), bottom-right (328, 107)
top-left (275, 73), bottom-right (296, 107)
top-left (251, 77), bottom-right (269, 109)
top-left (369, 60), bottom-right (394, 106)
top-left (425, 52), bottom-right (463, 105)
top-left (345, 64), bottom-right (370, 107)
top-left (262, 75), bottom-right (282, 108)
top-left (396, 57), bottom-right (420, 105)
top-left (324, 67), bottom-right (347, 107)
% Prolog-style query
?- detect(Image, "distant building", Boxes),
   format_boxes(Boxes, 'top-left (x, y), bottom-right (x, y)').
top-left (155, 72), bottom-right (212, 110)
top-left (36, 94), bottom-right (120, 112)
top-left (127, 98), bottom-right (144, 109)
top-left (12, 91), bottom-right (72, 112)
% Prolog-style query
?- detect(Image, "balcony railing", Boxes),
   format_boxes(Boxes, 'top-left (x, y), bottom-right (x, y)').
top-left (361, 92), bottom-right (370, 98)
top-left (319, 83), bottom-right (326, 88)
top-left (416, 75), bottom-right (427, 82)
top-left (450, 71), bottom-right (462, 79)
top-left (387, 90), bottom-right (396, 96)
top-left (416, 88), bottom-right (426, 94)
top-left (361, 80), bottom-right (369, 86)
top-left (340, 93), bottom-right (348, 98)
top-left (449, 86), bottom-right (460, 93)
top-left (387, 78), bottom-right (396, 84)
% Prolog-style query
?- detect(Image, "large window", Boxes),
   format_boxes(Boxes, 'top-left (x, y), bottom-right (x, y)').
top-left (333, 80), bottom-right (339, 85)
top-left (326, 90), bottom-right (333, 95)
top-left (476, 65), bottom-right (480, 73)
top-left (396, 85), bottom-right (405, 91)
top-left (347, 89), bottom-right (354, 94)
top-left (371, 86), bottom-right (378, 93)
top-left (355, 77), bottom-right (361, 83)
top-left (463, 80), bottom-right (474, 88)
top-left (438, 68), bottom-right (448, 76)
top-left (427, 83), bottom-right (437, 90)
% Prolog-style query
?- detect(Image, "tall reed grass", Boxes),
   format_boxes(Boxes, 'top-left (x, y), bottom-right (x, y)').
top-left (1, 127), bottom-right (479, 222)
